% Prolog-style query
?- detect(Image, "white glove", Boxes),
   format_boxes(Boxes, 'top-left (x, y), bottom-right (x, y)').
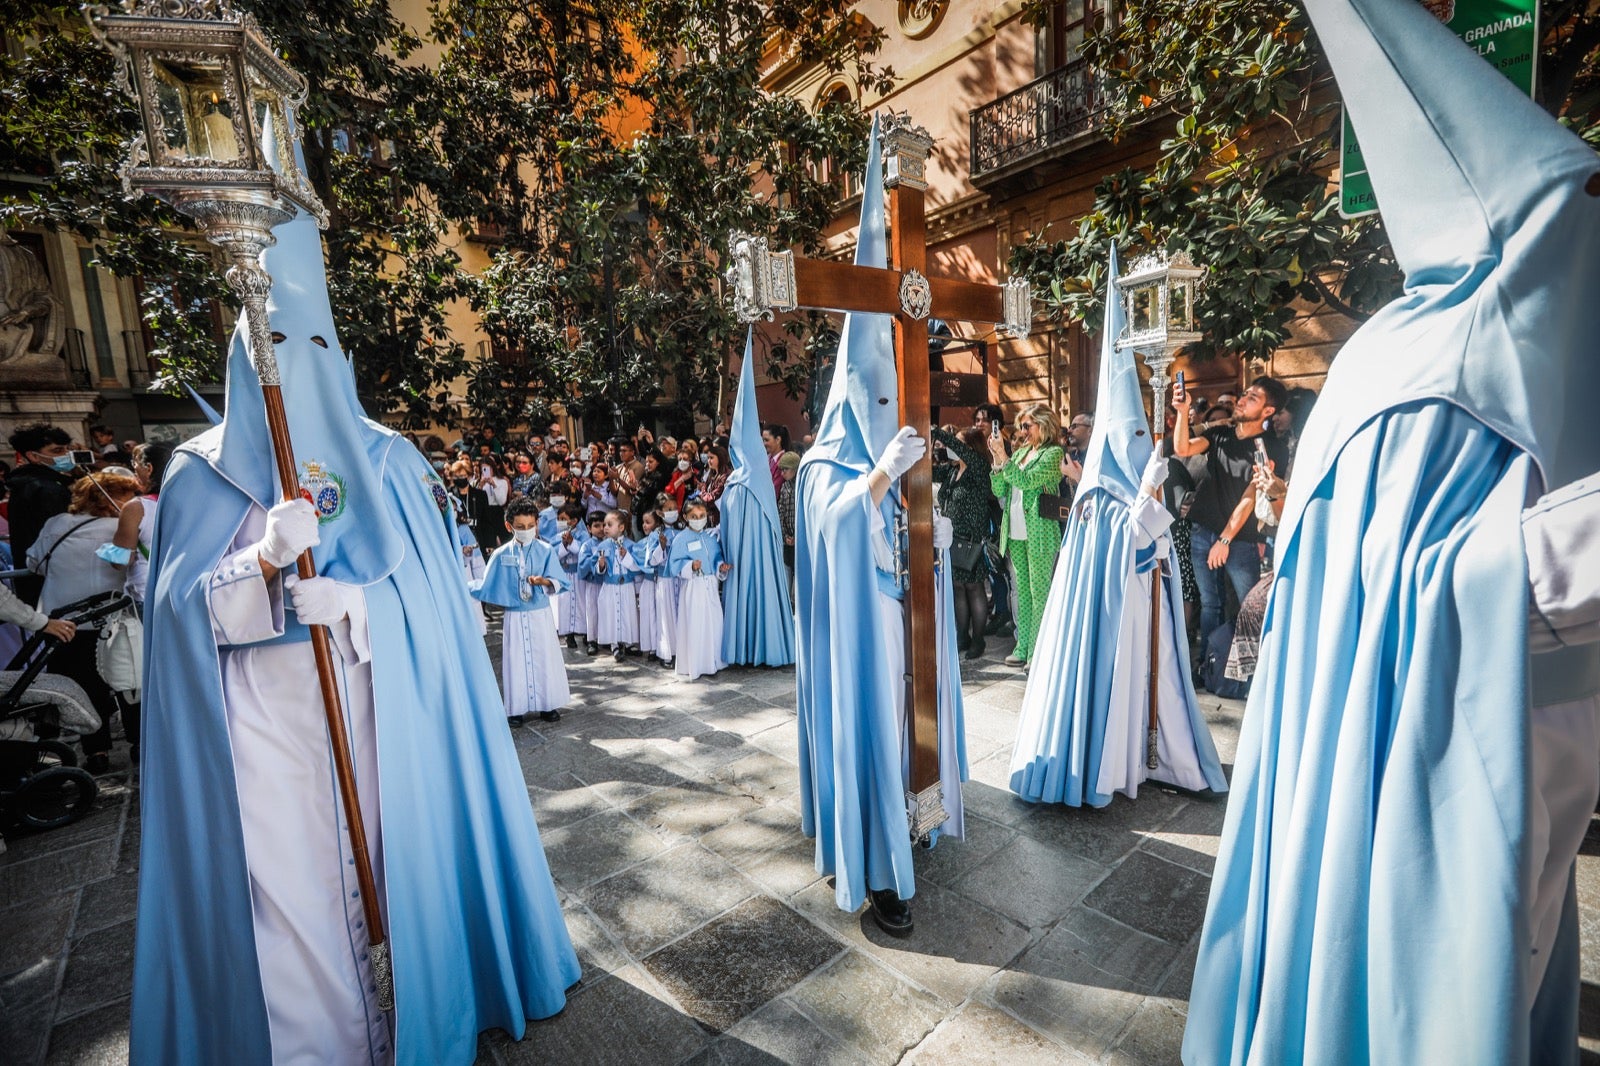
top-left (256, 498), bottom-right (320, 569)
top-left (933, 513), bottom-right (954, 550)
top-left (873, 426), bottom-right (926, 484)
top-left (285, 575), bottom-right (348, 626)
top-left (1140, 452), bottom-right (1170, 494)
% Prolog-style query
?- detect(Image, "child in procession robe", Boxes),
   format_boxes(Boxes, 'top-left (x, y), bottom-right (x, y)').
top-left (575, 511), bottom-right (607, 655)
top-left (471, 497), bottom-right (570, 725)
top-left (668, 498), bottom-right (730, 680)
top-left (538, 483), bottom-right (569, 541)
top-left (554, 499), bottom-right (588, 649)
top-left (628, 506), bottom-right (673, 667)
top-left (583, 510), bottom-right (637, 662)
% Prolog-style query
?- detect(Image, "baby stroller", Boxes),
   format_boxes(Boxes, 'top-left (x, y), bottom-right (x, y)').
top-left (0, 590), bottom-right (131, 830)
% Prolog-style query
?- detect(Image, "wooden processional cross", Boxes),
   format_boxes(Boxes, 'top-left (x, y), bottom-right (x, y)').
top-left (728, 113), bottom-right (1031, 838)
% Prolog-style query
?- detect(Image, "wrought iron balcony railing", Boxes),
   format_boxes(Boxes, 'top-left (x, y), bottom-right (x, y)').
top-left (969, 58), bottom-right (1107, 181)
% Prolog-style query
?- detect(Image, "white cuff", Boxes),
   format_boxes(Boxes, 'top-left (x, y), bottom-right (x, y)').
top-left (207, 546), bottom-right (285, 646)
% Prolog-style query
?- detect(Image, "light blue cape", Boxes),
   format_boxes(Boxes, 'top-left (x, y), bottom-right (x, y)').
top-left (720, 328), bottom-right (795, 666)
top-left (1009, 247), bottom-right (1224, 806)
top-left (471, 538), bottom-right (570, 612)
top-left (132, 122), bottom-right (579, 1066)
top-left (1184, 1), bottom-right (1600, 1062)
top-left (794, 117), bottom-right (967, 911)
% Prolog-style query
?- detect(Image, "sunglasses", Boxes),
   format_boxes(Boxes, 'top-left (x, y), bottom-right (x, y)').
top-left (1017, 422), bottom-right (1037, 431)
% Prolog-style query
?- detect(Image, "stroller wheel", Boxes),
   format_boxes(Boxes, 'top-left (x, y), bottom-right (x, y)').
top-left (15, 767), bottom-right (97, 830)
top-left (36, 740), bottom-right (78, 769)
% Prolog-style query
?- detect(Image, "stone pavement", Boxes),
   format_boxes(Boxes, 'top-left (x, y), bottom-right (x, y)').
top-left (6, 619), bottom-right (1600, 1064)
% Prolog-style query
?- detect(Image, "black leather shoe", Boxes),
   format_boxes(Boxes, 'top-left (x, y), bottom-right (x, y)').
top-left (566, 634), bottom-right (577, 649)
top-left (964, 639), bottom-right (985, 661)
top-left (507, 714), bottom-right (526, 728)
top-left (538, 710), bottom-right (562, 723)
top-left (612, 645), bottom-right (625, 662)
top-left (586, 641), bottom-right (599, 656)
top-left (868, 890), bottom-right (914, 938)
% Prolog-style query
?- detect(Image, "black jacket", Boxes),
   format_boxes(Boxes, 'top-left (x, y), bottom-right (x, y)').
top-left (6, 463), bottom-right (73, 561)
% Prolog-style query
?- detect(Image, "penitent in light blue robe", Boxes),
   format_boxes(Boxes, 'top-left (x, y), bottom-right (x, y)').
top-left (1183, 0), bottom-right (1600, 1062)
top-left (1009, 247), bottom-right (1225, 807)
top-left (133, 119), bottom-right (579, 1066)
top-left (720, 329), bottom-right (795, 667)
top-left (795, 117), bottom-right (967, 913)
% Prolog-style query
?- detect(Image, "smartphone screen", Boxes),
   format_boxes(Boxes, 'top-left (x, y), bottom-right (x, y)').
top-left (990, 421), bottom-right (1001, 441)
top-left (1174, 371), bottom-right (1186, 404)
top-left (71, 450), bottom-right (95, 467)
top-left (1253, 439), bottom-right (1269, 468)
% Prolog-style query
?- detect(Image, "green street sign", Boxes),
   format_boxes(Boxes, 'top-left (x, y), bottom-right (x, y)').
top-left (1339, 0), bottom-right (1539, 219)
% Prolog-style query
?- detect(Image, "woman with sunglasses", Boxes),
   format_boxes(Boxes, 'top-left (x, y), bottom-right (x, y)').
top-left (989, 404), bottom-right (1064, 666)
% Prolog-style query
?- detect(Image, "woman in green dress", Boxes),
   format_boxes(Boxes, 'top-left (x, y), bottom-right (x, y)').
top-left (988, 404), bottom-right (1064, 665)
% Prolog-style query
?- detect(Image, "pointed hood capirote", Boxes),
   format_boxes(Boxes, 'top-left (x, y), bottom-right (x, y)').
top-left (1074, 246), bottom-right (1151, 507)
top-left (720, 327), bottom-right (795, 667)
top-left (209, 111), bottom-right (405, 586)
top-left (805, 114), bottom-right (897, 474)
top-left (1288, 0), bottom-right (1600, 498)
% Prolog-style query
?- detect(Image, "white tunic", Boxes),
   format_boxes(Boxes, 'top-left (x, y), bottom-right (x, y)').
top-left (1522, 472), bottom-right (1600, 1006)
top-left (500, 607), bottom-right (569, 716)
top-left (674, 569), bottom-right (725, 680)
top-left (208, 507), bottom-right (391, 1066)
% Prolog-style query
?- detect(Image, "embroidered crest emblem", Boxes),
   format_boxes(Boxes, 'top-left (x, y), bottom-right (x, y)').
top-left (423, 473), bottom-right (450, 515)
top-left (1077, 497), bottom-right (1095, 523)
top-left (299, 461), bottom-right (347, 524)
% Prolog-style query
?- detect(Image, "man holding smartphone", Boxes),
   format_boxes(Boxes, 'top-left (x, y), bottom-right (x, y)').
top-left (6, 422), bottom-right (80, 606)
top-left (1170, 376), bottom-right (1289, 657)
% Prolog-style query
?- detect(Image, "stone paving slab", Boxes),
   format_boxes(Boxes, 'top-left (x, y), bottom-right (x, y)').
top-left (35, 615), bottom-right (1600, 1066)
top-left (641, 896), bottom-right (843, 1033)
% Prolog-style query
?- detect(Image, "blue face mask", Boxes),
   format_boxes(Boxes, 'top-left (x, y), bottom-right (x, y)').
top-left (47, 453), bottom-right (77, 474)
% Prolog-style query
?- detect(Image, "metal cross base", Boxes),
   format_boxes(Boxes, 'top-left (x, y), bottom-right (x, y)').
top-left (906, 783), bottom-right (948, 844)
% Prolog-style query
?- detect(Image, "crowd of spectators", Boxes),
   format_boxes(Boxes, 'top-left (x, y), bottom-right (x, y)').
top-left (0, 379), bottom-right (1311, 804)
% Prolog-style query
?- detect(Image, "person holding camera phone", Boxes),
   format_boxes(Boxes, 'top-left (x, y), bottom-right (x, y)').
top-left (1169, 376), bottom-right (1290, 659)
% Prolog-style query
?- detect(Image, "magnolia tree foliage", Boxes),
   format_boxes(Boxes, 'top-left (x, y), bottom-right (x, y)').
top-left (1011, 0), bottom-right (1600, 364)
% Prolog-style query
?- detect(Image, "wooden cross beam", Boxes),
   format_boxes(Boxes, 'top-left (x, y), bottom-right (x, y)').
top-left (729, 112), bottom-right (1031, 839)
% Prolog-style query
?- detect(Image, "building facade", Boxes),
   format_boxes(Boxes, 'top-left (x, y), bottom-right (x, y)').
top-left (757, 0), bottom-right (1350, 434)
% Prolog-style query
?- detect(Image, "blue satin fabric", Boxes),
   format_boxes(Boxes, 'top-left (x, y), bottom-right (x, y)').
top-left (1184, 0), bottom-right (1600, 1060)
top-left (721, 330), bottom-right (795, 667)
top-left (1184, 405), bottom-right (1531, 1063)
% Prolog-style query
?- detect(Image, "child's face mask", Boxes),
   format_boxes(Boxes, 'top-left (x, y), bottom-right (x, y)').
top-left (687, 517), bottom-right (707, 532)
top-left (677, 459), bottom-right (691, 472)
top-left (511, 528), bottom-right (538, 545)
top-left (661, 510), bottom-right (678, 524)
top-left (549, 495), bottom-right (567, 507)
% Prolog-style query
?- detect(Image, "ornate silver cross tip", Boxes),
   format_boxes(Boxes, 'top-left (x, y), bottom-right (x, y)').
top-left (906, 784), bottom-right (947, 843)
top-left (725, 232), bottom-right (797, 323)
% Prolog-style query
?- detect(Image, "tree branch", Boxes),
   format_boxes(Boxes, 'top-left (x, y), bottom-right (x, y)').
top-left (1309, 272), bottom-right (1372, 323)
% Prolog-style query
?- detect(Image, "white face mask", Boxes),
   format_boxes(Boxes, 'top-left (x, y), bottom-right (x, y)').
top-left (556, 519), bottom-right (572, 532)
top-left (661, 510), bottom-right (679, 524)
top-left (511, 528), bottom-right (538, 545)
top-left (549, 495), bottom-right (566, 507)
top-left (687, 517), bottom-right (707, 532)
top-left (677, 459), bottom-right (690, 472)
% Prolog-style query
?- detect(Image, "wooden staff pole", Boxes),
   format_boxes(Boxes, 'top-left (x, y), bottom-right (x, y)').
top-left (233, 264), bottom-right (393, 1012)
top-left (888, 180), bottom-right (942, 800)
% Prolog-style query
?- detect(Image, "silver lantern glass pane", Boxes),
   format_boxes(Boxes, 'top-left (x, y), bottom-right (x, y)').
top-left (145, 54), bottom-right (239, 164)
